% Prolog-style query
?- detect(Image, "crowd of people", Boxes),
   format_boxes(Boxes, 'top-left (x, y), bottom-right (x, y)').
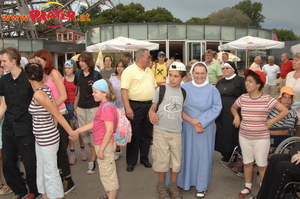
top-left (0, 46), bottom-right (300, 199)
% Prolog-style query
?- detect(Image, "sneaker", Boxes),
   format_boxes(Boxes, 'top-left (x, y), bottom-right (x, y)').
top-left (63, 177), bottom-right (75, 195)
top-left (87, 160), bottom-right (96, 174)
top-left (114, 150), bottom-right (122, 160)
top-left (80, 150), bottom-right (88, 161)
top-left (69, 153), bottom-right (76, 165)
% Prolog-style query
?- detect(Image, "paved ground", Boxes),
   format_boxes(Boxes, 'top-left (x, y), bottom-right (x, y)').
top-left (2, 144), bottom-right (263, 199)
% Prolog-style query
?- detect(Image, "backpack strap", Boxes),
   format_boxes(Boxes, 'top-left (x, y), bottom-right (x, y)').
top-left (156, 85), bottom-right (166, 112)
top-left (102, 102), bottom-right (115, 110)
top-left (93, 70), bottom-right (100, 82)
top-left (75, 69), bottom-right (82, 86)
top-left (181, 87), bottom-right (187, 102)
top-left (156, 85), bottom-right (186, 112)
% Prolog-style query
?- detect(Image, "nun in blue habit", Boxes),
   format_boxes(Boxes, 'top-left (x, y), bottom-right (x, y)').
top-left (178, 62), bottom-right (222, 198)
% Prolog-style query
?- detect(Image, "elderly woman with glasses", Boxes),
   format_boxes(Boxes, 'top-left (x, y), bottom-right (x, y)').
top-left (215, 61), bottom-right (247, 163)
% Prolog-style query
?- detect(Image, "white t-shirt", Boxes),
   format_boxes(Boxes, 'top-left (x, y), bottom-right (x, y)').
top-left (262, 64), bottom-right (280, 85)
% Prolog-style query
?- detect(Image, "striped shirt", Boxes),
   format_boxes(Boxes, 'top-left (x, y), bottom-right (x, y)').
top-left (268, 109), bottom-right (296, 130)
top-left (28, 87), bottom-right (60, 146)
top-left (234, 93), bottom-right (279, 139)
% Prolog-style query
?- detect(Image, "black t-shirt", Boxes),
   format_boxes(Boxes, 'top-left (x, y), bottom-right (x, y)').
top-left (73, 70), bottom-right (102, 108)
top-left (0, 70), bottom-right (34, 137)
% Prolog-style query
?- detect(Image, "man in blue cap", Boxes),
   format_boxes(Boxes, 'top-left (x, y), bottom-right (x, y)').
top-left (152, 51), bottom-right (168, 85)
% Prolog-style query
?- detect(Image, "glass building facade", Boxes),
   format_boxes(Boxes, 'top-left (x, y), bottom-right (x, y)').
top-left (86, 22), bottom-right (274, 70)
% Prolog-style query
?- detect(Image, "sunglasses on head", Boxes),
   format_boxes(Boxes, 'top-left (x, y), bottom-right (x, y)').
top-left (65, 60), bottom-right (73, 67)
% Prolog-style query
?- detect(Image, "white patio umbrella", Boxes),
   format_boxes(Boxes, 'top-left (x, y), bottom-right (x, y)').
top-left (291, 43), bottom-right (300, 54)
top-left (218, 35), bottom-right (285, 51)
top-left (95, 50), bottom-right (104, 70)
top-left (218, 36), bottom-right (284, 67)
top-left (86, 36), bottom-right (159, 52)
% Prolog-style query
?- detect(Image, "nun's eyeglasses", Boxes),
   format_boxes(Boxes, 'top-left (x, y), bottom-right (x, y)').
top-left (222, 67), bottom-right (231, 70)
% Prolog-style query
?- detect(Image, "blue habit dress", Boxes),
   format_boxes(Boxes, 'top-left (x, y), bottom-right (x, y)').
top-left (178, 82), bottom-right (222, 192)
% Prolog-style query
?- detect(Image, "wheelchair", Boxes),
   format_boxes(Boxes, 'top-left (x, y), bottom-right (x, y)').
top-left (225, 127), bottom-right (300, 178)
top-left (225, 126), bottom-right (300, 199)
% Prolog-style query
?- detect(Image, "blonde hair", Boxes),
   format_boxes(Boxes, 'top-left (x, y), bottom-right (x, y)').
top-left (293, 52), bottom-right (300, 59)
top-left (166, 58), bottom-right (175, 70)
top-left (189, 59), bottom-right (198, 66)
top-left (104, 79), bottom-right (117, 102)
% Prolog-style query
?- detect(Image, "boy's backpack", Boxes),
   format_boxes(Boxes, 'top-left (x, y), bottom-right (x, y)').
top-left (102, 102), bottom-right (132, 146)
top-left (75, 69), bottom-right (99, 86)
top-left (156, 85), bottom-right (187, 112)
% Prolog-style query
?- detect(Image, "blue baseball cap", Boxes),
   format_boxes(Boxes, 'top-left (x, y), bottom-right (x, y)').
top-left (157, 51), bottom-right (165, 56)
top-left (92, 79), bottom-right (109, 93)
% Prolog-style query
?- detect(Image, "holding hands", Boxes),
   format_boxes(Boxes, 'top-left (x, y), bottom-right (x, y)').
top-left (68, 131), bottom-right (79, 141)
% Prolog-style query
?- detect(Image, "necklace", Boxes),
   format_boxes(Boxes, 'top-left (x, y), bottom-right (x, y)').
top-left (249, 92), bottom-right (262, 99)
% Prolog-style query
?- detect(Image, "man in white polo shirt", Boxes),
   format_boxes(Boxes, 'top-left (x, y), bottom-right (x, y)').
top-left (262, 56), bottom-right (280, 97)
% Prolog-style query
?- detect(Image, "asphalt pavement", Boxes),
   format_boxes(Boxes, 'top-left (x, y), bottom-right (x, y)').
top-left (1, 144), bottom-right (262, 199)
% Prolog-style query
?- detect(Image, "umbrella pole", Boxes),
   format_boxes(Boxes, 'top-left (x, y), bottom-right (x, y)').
top-left (247, 50), bottom-right (250, 69)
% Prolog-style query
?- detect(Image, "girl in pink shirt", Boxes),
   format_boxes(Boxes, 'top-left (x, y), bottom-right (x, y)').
top-left (76, 79), bottom-right (119, 199)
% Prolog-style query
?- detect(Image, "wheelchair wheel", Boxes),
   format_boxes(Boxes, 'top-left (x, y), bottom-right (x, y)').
top-left (274, 137), bottom-right (300, 154)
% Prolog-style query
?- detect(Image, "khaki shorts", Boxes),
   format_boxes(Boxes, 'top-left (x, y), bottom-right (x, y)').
top-left (77, 107), bottom-right (98, 144)
top-left (95, 141), bottom-right (119, 192)
top-left (239, 135), bottom-right (270, 167)
top-left (152, 128), bottom-right (182, 173)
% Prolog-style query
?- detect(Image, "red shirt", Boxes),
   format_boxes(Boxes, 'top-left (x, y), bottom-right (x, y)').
top-left (63, 77), bottom-right (76, 103)
top-left (280, 60), bottom-right (293, 78)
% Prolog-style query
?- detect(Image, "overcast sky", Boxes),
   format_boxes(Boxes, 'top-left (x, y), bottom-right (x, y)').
top-left (105, 0), bottom-right (300, 36)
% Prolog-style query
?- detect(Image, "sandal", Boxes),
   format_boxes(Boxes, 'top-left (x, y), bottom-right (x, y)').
top-left (196, 191), bottom-right (206, 198)
top-left (168, 187), bottom-right (182, 199)
top-left (96, 195), bottom-right (108, 199)
top-left (0, 185), bottom-right (13, 195)
top-left (157, 186), bottom-right (171, 199)
top-left (238, 187), bottom-right (251, 198)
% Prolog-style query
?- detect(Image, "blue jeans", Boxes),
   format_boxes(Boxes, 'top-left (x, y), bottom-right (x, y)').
top-left (65, 102), bottom-right (76, 120)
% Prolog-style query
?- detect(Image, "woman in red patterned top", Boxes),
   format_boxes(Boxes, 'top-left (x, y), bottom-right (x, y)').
top-left (231, 69), bottom-right (289, 198)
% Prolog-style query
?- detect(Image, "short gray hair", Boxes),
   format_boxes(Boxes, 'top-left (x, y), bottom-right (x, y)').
top-left (282, 53), bottom-right (289, 59)
top-left (135, 49), bottom-right (149, 60)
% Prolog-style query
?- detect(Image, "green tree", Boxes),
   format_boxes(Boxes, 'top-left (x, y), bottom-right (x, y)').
top-left (77, 5), bottom-right (105, 31)
top-left (186, 17), bottom-right (210, 23)
top-left (272, 28), bottom-right (299, 41)
top-left (145, 7), bottom-right (181, 22)
top-left (208, 7), bottom-right (251, 26)
top-left (81, 2), bottom-right (181, 29)
top-left (233, 0), bottom-right (265, 27)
